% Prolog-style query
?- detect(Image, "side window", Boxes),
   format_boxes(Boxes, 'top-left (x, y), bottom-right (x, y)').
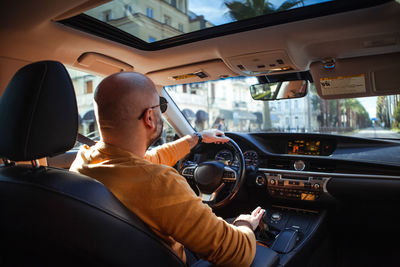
top-left (150, 119), bottom-right (179, 148)
top-left (66, 67), bottom-right (102, 142)
top-left (66, 67), bottom-right (178, 149)
top-left (163, 119), bottom-right (179, 143)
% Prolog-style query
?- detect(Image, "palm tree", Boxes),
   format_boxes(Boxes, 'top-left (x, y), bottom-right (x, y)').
top-left (225, 0), bottom-right (303, 21)
top-left (225, 0), bottom-right (302, 131)
top-left (377, 96), bottom-right (391, 128)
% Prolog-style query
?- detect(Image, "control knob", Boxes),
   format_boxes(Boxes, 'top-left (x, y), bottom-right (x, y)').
top-left (271, 213), bottom-right (281, 222)
top-left (270, 179), bottom-right (276, 185)
top-left (255, 175), bottom-right (266, 186)
top-left (314, 183), bottom-right (320, 190)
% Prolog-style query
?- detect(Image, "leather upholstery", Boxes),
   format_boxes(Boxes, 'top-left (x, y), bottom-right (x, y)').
top-left (0, 61), bottom-right (78, 161)
top-left (0, 61), bottom-right (185, 266)
top-left (192, 245), bottom-right (279, 267)
top-left (0, 165), bottom-right (185, 266)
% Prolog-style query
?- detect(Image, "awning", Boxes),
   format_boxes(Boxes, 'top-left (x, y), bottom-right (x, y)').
top-left (219, 109), bottom-right (233, 120)
top-left (83, 110), bottom-right (95, 121)
top-left (233, 111), bottom-right (257, 121)
top-left (196, 110), bottom-right (209, 121)
top-left (182, 108), bottom-right (195, 120)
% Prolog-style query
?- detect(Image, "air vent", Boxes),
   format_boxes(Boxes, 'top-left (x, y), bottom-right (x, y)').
top-left (267, 160), bottom-right (336, 173)
top-left (267, 159), bottom-right (292, 170)
top-left (309, 162), bottom-right (335, 173)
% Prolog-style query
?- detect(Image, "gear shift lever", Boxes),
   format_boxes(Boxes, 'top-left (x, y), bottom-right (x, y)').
top-left (257, 210), bottom-right (277, 245)
top-left (258, 210), bottom-right (269, 232)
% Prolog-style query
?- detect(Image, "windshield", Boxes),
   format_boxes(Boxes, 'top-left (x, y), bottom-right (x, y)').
top-left (164, 77), bottom-right (400, 139)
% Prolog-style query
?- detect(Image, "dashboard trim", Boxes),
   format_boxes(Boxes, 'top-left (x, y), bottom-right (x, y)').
top-left (258, 168), bottom-right (400, 180)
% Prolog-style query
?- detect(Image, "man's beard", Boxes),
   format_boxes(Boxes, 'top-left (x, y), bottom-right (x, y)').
top-left (148, 114), bottom-right (164, 148)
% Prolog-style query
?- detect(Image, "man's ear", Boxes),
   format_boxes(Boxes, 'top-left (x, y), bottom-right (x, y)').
top-left (143, 109), bottom-right (156, 129)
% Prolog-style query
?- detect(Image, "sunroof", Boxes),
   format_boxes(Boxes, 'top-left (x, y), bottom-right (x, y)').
top-left (84, 0), bottom-right (332, 44)
top-left (61, 0), bottom-right (391, 50)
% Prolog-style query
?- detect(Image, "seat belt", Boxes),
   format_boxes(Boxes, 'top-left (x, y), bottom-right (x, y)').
top-left (77, 133), bottom-right (96, 147)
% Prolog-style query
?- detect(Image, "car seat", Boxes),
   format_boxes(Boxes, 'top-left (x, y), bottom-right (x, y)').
top-left (0, 61), bottom-right (186, 267)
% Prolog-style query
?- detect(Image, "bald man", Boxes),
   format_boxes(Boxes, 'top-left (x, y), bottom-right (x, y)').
top-left (70, 72), bottom-right (264, 266)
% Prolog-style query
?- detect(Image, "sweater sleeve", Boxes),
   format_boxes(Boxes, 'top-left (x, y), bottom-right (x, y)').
top-left (143, 167), bottom-right (257, 267)
top-left (144, 137), bottom-right (191, 166)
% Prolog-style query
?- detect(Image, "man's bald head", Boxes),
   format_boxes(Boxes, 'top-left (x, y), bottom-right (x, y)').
top-left (94, 72), bottom-right (159, 131)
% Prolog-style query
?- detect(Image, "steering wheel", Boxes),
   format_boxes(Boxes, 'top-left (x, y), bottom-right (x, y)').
top-left (179, 139), bottom-right (245, 208)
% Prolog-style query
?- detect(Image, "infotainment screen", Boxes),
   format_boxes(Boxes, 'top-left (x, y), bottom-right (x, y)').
top-left (287, 140), bottom-right (321, 155)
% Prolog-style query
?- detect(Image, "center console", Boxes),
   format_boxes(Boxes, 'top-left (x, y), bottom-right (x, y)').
top-left (255, 168), bottom-right (333, 202)
top-left (256, 206), bottom-right (326, 267)
top-left (265, 174), bottom-right (330, 201)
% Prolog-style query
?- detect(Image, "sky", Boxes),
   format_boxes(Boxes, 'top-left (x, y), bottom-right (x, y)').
top-left (358, 97), bottom-right (377, 119)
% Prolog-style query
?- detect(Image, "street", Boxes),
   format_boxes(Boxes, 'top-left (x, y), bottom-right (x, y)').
top-left (353, 127), bottom-right (400, 139)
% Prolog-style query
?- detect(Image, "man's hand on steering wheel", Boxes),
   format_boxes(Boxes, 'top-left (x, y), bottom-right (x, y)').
top-left (185, 129), bottom-right (230, 149)
top-left (199, 129), bottom-right (230, 144)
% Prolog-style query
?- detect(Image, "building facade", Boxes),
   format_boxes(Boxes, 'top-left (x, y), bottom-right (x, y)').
top-left (85, 0), bottom-right (213, 43)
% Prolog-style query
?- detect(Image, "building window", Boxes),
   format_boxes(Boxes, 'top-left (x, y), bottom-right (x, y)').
top-left (164, 15), bottom-right (171, 26)
top-left (125, 5), bottom-right (133, 15)
top-left (146, 7), bottom-right (153, 18)
top-left (171, 0), bottom-right (177, 8)
top-left (103, 10), bottom-right (112, 21)
top-left (148, 36), bottom-right (156, 43)
top-left (178, 23), bottom-right (184, 32)
top-left (178, 0), bottom-right (183, 10)
top-left (85, 80), bottom-right (93, 94)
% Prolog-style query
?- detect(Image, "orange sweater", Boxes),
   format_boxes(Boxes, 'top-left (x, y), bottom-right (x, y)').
top-left (70, 138), bottom-right (256, 266)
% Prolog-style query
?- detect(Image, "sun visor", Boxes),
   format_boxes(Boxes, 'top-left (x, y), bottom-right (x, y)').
top-left (310, 52), bottom-right (400, 99)
top-left (146, 59), bottom-right (237, 86)
top-left (73, 52), bottom-right (134, 76)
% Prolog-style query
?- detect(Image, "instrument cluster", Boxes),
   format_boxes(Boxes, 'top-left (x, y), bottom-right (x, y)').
top-left (215, 149), bottom-right (259, 167)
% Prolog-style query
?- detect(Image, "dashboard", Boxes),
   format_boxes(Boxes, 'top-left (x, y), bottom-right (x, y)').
top-left (185, 132), bottom-right (400, 205)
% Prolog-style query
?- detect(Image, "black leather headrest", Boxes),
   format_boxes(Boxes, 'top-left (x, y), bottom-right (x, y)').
top-left (0, 61), bottom-right (78, 161)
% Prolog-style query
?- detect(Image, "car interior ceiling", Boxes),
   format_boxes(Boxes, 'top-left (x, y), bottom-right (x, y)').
top-left (1, 0), bottom-right (400, 266)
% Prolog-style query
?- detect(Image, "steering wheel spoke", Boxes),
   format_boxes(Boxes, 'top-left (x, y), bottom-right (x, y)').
top-left (181, 164), bottom-right (197, 180)
top-left (222, 166), bottom-right (237, 182)
top-left (199, 183), bottom-right (225, 204)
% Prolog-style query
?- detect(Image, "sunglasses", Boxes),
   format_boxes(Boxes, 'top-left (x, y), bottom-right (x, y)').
top-left (138, 96), bottom-right (168, 120)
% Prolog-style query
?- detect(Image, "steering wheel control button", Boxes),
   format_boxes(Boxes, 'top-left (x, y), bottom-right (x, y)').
top-left (223, 171), bottom-right (235, 178)
top-left (182, 167), bottom-right (195, 176)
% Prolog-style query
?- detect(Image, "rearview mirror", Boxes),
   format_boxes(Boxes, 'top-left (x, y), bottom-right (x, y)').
top-left (250, 80), bottom-right (308, 101)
